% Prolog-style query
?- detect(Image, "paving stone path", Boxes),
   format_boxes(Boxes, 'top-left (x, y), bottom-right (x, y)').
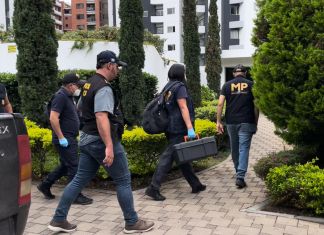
top-left (25, 115), bottom-right (324, 234)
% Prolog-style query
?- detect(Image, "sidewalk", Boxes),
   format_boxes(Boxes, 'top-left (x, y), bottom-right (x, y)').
top-left (25, 115), bottom-right (324, 234)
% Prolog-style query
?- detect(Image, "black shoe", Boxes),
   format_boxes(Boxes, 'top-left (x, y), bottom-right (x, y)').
top-left (37, 183), bottom-right (55, 199)
top-left (191, 184), bottom-right (207, 193)
top-left (235, 178), bottom-right (247, 189)
top-left (48, 219), bottom-right (77, 232)
top-left (73, 193), bottom-right (93, 205)
top-left (145, 187), bottom-right (166, 201)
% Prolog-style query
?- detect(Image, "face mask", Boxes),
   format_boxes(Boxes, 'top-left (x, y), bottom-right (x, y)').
top-left (73, 89), bottom-right (81, 97)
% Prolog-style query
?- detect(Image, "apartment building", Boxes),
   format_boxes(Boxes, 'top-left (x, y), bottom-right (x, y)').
top-left (63, 3), bottom-right (73, 32)
top-left (0, 0), bottom-right (66, 32)
top-left (108, 0), bottom-right (256, 84)
top-left (219, 0), bottom-right (256, 82)
top-left (53, 0), bottom-right (64, 32)
top-left (70, 0), bottom-right (108, 30)
top-left (0, 0), bottom-right (14, 31)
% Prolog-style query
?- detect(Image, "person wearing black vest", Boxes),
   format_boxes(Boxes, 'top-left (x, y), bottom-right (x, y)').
top-left (145, 64), bottom-right (206, 201)
top-left (0, 83), bottom-right (13, 113)
top-left (217, 64), bottom-right (259, 189)
top-left (48, 50), bottom-right (154, 234)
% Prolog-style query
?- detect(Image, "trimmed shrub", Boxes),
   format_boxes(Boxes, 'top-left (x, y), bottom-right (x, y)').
top-left (195, 100), bottom-right (217, 122)
top-left (25, 119), bottom-right (55, 178)
top-left (254, 149), bottom-right (309, 180)
top-left (266, 160), bottom-right (324, 215)
top-left (96, 119), bottom-right (217, 179)
top-left (0, 71), bottom-right (158, 122)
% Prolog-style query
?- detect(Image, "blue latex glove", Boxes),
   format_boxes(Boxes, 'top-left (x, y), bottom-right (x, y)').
top-left (59, 137), bottom-right (68, 147)
top-left (187, 128), bottom-right (196, 139)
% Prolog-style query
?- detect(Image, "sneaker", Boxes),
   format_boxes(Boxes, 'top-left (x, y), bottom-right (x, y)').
top-left (235, 178), bottom-right (247, 189)
top-left (48, 220), bottom-right (77, 232)
top-left (191, 184), bottom-right (207, 193)
top-left (37, 183), bottom-right (55, 199)
top-left (145, 187), bottom-right (166, 201)
top-left (123, 219), bottom-right (154, 234)
top-left (73, 193), bottom-right (93, 205)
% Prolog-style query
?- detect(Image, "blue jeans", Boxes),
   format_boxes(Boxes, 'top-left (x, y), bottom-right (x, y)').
top-left (52, 139), bottom-right (138, 225)
top-left (226, 123), bottom-right (256, 179)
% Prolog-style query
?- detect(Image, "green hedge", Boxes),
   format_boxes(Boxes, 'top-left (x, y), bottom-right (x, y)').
top-left (253, 149), bottom-right (310, 180)
top-left (266, 160), bottom-right (324, 215)
top-left (27, 118), bottom-right (218, 179)
top-left (0, 71), bottom-right (158, 117)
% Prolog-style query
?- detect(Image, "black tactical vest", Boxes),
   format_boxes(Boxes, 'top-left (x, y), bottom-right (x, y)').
top-left (81, 73), bottom-right (124, 140)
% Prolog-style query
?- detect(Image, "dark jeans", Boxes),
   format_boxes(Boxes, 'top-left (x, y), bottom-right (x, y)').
top-left (52, 139), bottom-right (138, 225)
top-left (43, 137), bottom-right (78, 186)
top-left (150, 135), bottom-right (202, 190)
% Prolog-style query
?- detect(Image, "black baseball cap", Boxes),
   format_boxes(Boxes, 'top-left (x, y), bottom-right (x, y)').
top-left (96, 50), bottom-right (128, 67)
top-left (62, 73), bottom-right (85, 87)
top-left (233, 64), bottom-right (247, 73)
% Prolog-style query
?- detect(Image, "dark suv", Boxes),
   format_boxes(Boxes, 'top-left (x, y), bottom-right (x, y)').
top-left (0, 113), bottom-right (32, 235)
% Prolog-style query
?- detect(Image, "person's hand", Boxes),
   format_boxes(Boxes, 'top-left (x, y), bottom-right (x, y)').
top-left (59, 137), bottom-right (69, 147)
top-left (217, 122), bottom-right (224, 134)
top-left (187, 128), bottom-right (196, 139)
top-left (103, 146), bottom-right (114, 167)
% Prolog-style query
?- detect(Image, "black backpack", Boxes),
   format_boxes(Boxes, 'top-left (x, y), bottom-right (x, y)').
top-left (142, 81), bottom-right (182, 134)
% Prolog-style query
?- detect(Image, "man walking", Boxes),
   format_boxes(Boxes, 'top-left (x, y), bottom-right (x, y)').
top-left (217, 64), bottom-right (259, 188)
top-left (37, 73), bottom-right (93, 205)
top-left (0, 83), bottom-right (13, 113)
top-left (48, 50), bottom-right (154, 233)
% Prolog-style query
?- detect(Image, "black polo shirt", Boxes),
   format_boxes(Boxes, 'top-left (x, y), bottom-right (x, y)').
top-left (220, 76), bottom-right (255, 124)
top-left (51, 87), bottom-right (80, 142)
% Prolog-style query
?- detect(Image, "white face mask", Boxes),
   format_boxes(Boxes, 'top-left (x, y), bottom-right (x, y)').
top-left (73, 89), bottom-right (81, 97)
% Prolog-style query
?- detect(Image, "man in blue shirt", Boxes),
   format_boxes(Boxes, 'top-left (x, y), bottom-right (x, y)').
top-left (37, 73), bottom-right (92, 205)
top-left (217, 64), bottom-right (259, 188)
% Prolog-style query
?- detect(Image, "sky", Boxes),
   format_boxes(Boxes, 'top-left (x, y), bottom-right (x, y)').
top-left (63, 0), bottom-right (71, 4)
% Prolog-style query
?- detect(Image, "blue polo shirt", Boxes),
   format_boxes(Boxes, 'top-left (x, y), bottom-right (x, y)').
top-left (51, 87), bottom-right (80, 143)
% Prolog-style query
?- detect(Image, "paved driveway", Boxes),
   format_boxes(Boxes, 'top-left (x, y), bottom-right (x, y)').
top-left (25, 115), bottom-right (324, 234)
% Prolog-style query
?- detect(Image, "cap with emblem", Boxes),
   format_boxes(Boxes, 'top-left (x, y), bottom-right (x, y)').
top-left (62, 73), bottom-right (85, 87)
top-left (233, 64), bottom-right (247, 73)
top-left (96, 50), bottom-right (128, 68)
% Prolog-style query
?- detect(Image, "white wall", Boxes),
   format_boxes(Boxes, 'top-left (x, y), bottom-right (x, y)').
top-left (0, 41), bottom-right (170, 90)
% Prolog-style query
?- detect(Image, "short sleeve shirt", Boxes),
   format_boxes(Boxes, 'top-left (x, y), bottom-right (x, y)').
top-left (220, 77), bottom-right (255, 124)
top-left (94, 86), bottom-right (114, 114)
top-left (79, 85), bottom-right (114, 146)
top-left (175, 85), bottom-right (188, 100)
top-left (51, 87), bottom-right (80, 140)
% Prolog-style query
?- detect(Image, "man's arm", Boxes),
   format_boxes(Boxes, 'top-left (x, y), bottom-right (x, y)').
top-left (254, 102), bottom-right (259, 125)
top-left (3, 95), bottom-right (13, 113)
top-left (96, 112), bottom-right (114, 167)
top-left (49, 111), bottom-right (64, 139)
top-left (216, 95), bottom-right (226, 134)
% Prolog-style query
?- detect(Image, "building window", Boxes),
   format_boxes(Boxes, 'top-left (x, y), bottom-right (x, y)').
top-left (155, 5), bottom-right (163, 16)
top-left (230, 29), bottom-right (239, 39)
top-left (65, 24), bottom-right (68, 27)
top-left (198, 15), bottom-right (205, 26)
top-left (230, 5), bottom-right (239, 15)
top-left (168, 44), bottom-right (176, 51)
top-left (76, 3), bottom-right (84, 9)
top-left (143, 11), bottom-right (148, 17)
top-left (167, 8), bottom-right (175, 14)
top-left (167, 26), bottom-right (175, 33)
top-left (77, 14), bottom-right (84, 20)
top-left (77, 25), bottom-right (85, 30)
top-left (155, 23), bottom-right (163, 34)
top-left (199, 54), bottom-right (205, 66)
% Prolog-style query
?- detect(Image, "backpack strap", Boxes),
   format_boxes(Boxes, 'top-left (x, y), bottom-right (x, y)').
top-left (161, 81), bottom-right (182, 94)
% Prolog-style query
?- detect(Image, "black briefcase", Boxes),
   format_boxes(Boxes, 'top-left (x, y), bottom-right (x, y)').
top-left (173, 136), bottom-right (218, 165)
